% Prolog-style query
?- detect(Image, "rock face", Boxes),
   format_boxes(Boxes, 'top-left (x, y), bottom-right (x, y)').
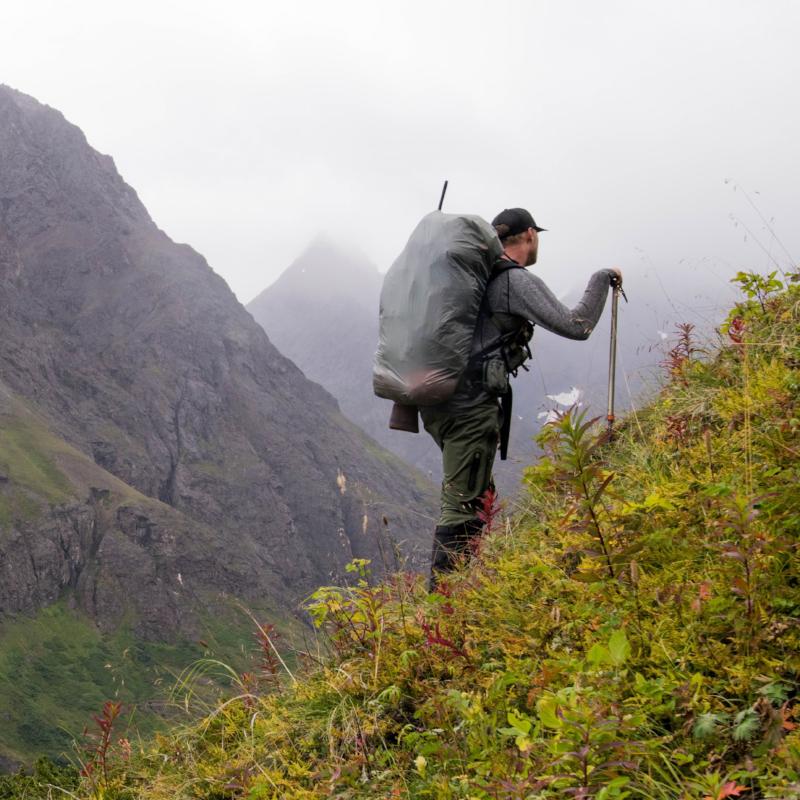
top-left (0, 85), bottom-right (434, 641)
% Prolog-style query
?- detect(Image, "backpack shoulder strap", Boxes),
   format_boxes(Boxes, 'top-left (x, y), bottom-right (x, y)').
top-left (488, 256), bottom-right (523, 283)
top-left (482, 257), bottom-right (524, 317)
top-left (471, 257), bottom-right (529, 360)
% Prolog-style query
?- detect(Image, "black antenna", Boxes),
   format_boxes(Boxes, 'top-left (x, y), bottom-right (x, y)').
top-left (437, 180), bottom-right (448, 211)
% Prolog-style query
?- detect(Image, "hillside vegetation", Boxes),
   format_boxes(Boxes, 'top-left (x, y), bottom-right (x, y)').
top-left (5, 270), bottom-right (800, 799)
top-left (0, 394), bottom-right (280, 765)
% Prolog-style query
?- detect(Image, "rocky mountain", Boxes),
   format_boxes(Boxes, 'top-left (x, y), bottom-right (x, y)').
top-left (248, 240), bottom-right (444, 479)
top-left (0, 85), bottom-right (434, 764)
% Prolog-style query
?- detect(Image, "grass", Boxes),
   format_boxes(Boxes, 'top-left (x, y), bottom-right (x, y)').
top-left (0, 393), bottom-right (303, 774)
top-left (7, 271), bottom-right (800, 799)
top-left (0, 487), bottom-right (41, 529)
top-left (0, 395), bottom-right (153, 527)
top-left (0, 408), bottom-right (73, 511)
top-left (0, 602), bottom-right (202, 764)
top-left (0, 596), bottom-right (297, 769)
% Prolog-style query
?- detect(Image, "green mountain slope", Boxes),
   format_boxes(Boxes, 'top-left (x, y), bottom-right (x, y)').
top-left (11, 272), bottom-right (800, 798)
top-left (0, 386), bottom-right (284, 765)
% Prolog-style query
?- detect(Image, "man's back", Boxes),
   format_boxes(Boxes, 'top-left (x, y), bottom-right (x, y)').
top-left (440, 262), bottom-right (615, 412)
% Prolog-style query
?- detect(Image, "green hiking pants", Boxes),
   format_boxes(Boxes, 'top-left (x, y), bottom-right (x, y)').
top-left (420, 399), bottom-right (501, 526)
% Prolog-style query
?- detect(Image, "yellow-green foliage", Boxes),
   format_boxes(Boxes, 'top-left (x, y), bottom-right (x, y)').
top-left (65, 274), bottom-right (800, 799)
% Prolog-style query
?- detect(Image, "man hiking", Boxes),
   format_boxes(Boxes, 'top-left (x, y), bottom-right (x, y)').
top-left (422, 207), bottom-right (622, 588)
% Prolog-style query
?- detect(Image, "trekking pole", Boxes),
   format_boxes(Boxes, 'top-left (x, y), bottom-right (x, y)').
top-left (438, 180), bottom-right (448, 211)
top-left (606, 280), bottom-right (627, 437)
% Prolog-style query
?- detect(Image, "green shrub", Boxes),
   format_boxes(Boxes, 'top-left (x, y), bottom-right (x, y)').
top-left (48, 272), bottom-right (800, 799)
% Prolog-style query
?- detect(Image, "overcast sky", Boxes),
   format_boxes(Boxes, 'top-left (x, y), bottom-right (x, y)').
top-left (2, 0), bottom-right (798, 313)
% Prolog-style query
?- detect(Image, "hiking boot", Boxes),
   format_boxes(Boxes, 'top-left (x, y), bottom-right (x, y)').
top-left (428, 518), bottom-right (484, 591)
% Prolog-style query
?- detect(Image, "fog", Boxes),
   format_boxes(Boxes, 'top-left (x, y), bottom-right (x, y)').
top-left (2, 0), bottom-right (798, 311)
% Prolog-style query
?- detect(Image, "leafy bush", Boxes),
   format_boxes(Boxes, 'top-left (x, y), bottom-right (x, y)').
top-left (34, 271), bottom-right (800, 799)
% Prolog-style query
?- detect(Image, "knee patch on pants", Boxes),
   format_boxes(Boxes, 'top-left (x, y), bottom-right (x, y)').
top-left (430, 408), bottom-right (500, 527)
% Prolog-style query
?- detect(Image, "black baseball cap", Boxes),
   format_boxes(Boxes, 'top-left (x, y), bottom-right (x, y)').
top-left (491, 208), bottom-right (546, 239)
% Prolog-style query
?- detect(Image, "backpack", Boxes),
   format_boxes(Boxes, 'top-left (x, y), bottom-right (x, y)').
top-left (373, 211), bottom-right (504, 406)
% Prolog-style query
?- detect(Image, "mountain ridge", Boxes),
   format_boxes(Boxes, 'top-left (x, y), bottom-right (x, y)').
top-left (0, 85), bottom-right (435, 764)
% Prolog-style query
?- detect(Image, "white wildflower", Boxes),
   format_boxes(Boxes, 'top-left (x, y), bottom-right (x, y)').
top-left (546, 387), bottom-right (582, 407)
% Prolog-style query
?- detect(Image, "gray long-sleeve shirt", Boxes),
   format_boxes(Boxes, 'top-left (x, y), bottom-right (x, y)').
top-left (443, 262), bottom-right (615, 411)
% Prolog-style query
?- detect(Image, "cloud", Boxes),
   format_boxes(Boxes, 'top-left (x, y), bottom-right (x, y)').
top-left (1, 0), bottom-right (798, 309)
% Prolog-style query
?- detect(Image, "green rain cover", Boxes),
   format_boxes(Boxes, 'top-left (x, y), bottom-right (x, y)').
top-left (373, 211), bottom-right (503, 406)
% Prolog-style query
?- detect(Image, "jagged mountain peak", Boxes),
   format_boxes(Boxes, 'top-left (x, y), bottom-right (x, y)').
top-left (256, 234), bottom-right (382, 304)
top-left (0, 84), bottom-right (152, 235)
